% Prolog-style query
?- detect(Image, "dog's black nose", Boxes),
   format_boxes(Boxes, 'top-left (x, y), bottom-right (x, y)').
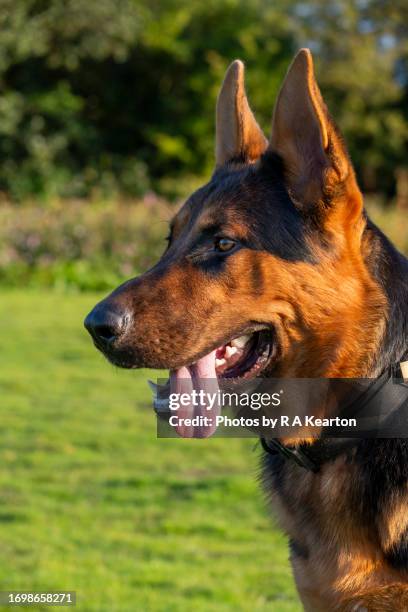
top-left (84, 303), bottom-right (129, 347)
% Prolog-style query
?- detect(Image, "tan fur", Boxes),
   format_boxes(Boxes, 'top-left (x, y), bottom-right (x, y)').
top-left (89, 49), bottom-right (408, 609)
top-left (216, 60), bottom-right (268, 165)
top-left (378, 493), bottom-right (408, 552)
top-left (270, 49), bottom-right (358, 211)
top-left (264, 455), bottom-right (407, 611)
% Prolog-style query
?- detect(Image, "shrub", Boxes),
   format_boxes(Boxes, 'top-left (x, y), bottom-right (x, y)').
top-left (0, 197), bottom-right (406, 292)
top-left (0, 196), bottom-right (172, 290)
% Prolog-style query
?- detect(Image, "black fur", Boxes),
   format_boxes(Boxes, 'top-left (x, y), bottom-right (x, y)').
top-left (385, 525), bottom-right (408, 571)
top-left (355, 438), bottom-right (408, 570)
top-left (364, 219), bottom-right (408, 371)
top-left (289, 538), bottom-right (309, 560)
top-left (192, 156), bottom-right (317, 265)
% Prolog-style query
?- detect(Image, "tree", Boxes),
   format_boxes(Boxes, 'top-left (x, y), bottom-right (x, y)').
top-left (0, 0), bottom-right (406, 201)
top-left (289, 0), bottom-right (408, 198)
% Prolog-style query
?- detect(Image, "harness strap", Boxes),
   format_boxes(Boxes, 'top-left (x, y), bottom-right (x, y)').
top-left (261, 357), bottom-right (408, 473)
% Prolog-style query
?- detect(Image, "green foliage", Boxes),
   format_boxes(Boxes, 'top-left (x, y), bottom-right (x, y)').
top-left (0, 290), bottom-right (300, 610)
top-left (0, 197), bottom-right (407, 290)
top-left (290, 0), bottom-right (408, 195)
top-left (0, 197), bottom-right (171, 290)
top-left (0, 0), bottom-right (293, 200)
top-left (0, 1), bottom-right (406, 199)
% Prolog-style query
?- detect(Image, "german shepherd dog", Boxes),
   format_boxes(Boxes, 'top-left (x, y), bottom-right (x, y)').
top-left (84, 50), bottom-right (408, 610)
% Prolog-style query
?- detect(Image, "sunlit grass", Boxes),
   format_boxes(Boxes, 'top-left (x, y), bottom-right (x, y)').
top-left (0, 290), bottom-right (299, 611)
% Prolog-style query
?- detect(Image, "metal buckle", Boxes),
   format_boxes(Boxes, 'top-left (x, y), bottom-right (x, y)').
top-left (400, 361), bottom-right (408, 384)
top-left (392, 361), bottom-right (408, 387)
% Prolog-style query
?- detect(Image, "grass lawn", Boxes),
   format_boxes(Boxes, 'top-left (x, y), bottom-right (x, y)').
top-left (0, 290), bottom-right (300, 611)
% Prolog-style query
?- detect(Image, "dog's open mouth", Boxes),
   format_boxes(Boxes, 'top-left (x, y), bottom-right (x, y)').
top-left (214, 329), bottom-right (275, 379)
top-left (152, 328), bottom-right (277, 438)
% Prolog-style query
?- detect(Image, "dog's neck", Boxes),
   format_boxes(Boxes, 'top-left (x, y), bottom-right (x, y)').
top-left (274, 213), bottom-right (408, 380)
top-left (363, 216), bottom-right (408, 377)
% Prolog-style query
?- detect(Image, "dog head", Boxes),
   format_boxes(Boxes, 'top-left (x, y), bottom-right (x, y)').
top-left (85, 50), bottom-right (385, 387)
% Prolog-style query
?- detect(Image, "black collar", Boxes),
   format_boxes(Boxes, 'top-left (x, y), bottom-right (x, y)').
top-left (261, 358), bottom-right (408, 473)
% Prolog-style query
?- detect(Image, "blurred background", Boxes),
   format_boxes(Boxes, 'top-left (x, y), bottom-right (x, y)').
top-left (0, 0), bottom-right (407, 289)
top-left (0, 1), bottom-right (407, 611)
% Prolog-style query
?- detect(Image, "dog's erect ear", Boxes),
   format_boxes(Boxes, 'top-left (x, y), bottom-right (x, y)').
top-left (216, 60), bottom-right (268, 166)
top-left (269, 49), bottom-right (360, 212)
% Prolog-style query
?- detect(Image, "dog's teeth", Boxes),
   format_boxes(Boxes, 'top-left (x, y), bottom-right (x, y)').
top-left (231, 335), bottom-right (250, 349)
top-left (225, 345), bottom-right (238, 358)
top-left (215, 358), bottom-right (226, 368)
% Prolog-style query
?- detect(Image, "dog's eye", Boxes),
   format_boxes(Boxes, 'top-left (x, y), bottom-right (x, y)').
top-left (214, 237), bottom-right (236, 253)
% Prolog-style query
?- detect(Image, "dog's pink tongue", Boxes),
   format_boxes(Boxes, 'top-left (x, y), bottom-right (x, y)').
top-left (170, 350), bottom-right (220, 438)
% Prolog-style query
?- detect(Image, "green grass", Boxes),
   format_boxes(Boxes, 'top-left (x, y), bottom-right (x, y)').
top-left (0, 290), bottom-right (299, 611)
